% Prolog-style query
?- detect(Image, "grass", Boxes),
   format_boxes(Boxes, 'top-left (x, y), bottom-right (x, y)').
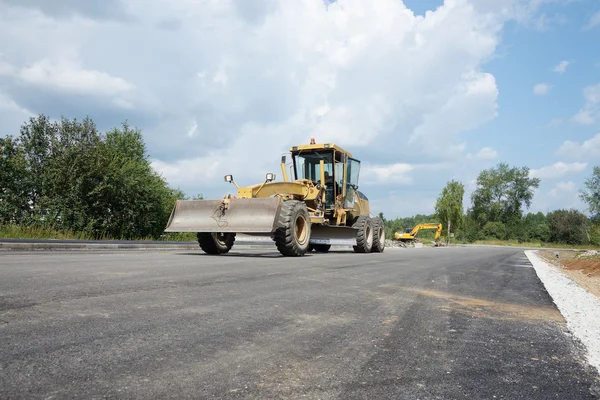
top-left (0, 224), bottom-right (197, 242)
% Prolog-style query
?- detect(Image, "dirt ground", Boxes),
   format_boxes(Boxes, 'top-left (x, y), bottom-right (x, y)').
top-left (538, 249), bottom-right (600, 298)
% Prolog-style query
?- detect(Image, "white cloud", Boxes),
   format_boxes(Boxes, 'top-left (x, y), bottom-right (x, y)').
top-left (571, 83), bottom-right (600, 125)
top-left (533, 83), bottom-right (551, 95)
top-left (530, 161), bottom-right (588, 180)
top-left (186, 119), bottom-right (198, 138)
top-left (584, 10), bottom-right (600, 30)
top-left (553, 60), bottom-right (570, 73)
top-left (557, 133), bottom-right (600, 160)
top-left (0, 0), bottom-right (556, 216)
top-left (531, 180), bottom-right (586, 214)
top-left (468, 146), bottom-right (498, 160)
top-left (362, 162), bottom-right (414, 184)
top-left (0, 57), bottom-right (134, 96)
top-left (549, 181), bottom-right (576, 198)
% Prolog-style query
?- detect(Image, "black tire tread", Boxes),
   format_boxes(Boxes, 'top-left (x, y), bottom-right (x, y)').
top-left (353, 215), bottom-right (373, 253)
top-left (313, 244), bottom-right (331, 253)
top-left (197, 232), bottom-right (236, 254)
top-left (274, 200), bottom-right (311, 257)
top-left (371, 217), bottom-right (385, 253)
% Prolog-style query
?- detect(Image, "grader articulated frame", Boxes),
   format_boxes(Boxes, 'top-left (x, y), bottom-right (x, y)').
top-left (164, 139), bottom-right (385, 257)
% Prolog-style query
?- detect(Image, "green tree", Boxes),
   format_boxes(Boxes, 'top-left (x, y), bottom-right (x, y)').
top-left (481, 221), bottom-right (506, 240)
top-left (0, 135), bottom-right (29, 224)
top-left (18, 114), bottom-right (60, 222)
top-left (434, 179), bottom-right (464, 243)
top-left (547, 209), bottom-right (589, 245)
top-left (2, 114), bottom-right (186, 240)
top-left (519, 212), bottom-right (550, 243)
top-left (579, 165), bottom-right (600, 221)
top-left (470, 162), bottom-right (541, 235)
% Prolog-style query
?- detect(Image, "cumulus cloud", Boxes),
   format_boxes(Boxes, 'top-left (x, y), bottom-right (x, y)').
top-left (467, 146), bottom-right (498, 160)
top-left (362, 163), bottom-right (414, 185)
top-left (571, 83), bottom-right (600, 125)
top-left (533, 83), bottom-right (551, 95)
top-left (0, 58), bottom-right (135, 96)
top-left (530, 161), bottom-right (588, 180)
top-left (553, 60), bottom-right (570, 73)
top-left (0, 0), bottom-right (555, 215)
top-left (548, 181), bottom-right (576, 197)
top-left (545, 181), bottom-right (584, 210)
top-left (0, 0), bottom-right (131, 21)
top-left (557, 133), bottom-right (600, 159)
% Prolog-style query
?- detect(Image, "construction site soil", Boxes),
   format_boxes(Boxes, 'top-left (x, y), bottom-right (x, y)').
top-left (538, 250), bottom-right (600, 299)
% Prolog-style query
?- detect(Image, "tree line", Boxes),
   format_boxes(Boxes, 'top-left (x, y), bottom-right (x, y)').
top-left (381, 163), bottom-right (600, 246)
top-left (2, 113), bottom-right (599, 245)
top-left (0, 114), bottom-right (191, 240)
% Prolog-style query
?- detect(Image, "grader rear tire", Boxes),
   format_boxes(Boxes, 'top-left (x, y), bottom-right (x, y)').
top-left (352, 215), bottom-right (374, 253)
top-left (274, 200), bottom-right (311, 256)
top-left (313, 244), bottom-right (331, 253)
top-left (371, 217), bottom-right (385, 253)
top-left (197, 232), bottom-right (236, 254)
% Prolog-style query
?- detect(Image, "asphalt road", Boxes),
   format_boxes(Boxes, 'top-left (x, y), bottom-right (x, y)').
top-left (1, 246), bottom-right (599, 399)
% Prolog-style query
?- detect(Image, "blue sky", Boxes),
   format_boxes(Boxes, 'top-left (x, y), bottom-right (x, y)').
top-left (0, 0), bottom-right (599, 219)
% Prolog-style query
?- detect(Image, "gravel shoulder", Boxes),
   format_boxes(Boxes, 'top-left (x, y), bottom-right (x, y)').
top-left (526, 250), bottom-right (600, 376)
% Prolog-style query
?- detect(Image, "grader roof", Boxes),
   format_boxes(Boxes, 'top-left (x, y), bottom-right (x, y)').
top-left (290, 142), bottom-right (353, 158)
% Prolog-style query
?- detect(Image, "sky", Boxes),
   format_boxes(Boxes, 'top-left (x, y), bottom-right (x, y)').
top-left (0, 0), bottom-right (599, 219)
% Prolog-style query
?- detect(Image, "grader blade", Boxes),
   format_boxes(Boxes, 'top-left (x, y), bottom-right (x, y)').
top-left (164, 198), bottom-right (282, 233)
top-left (309, 225), bottom-right (358, 246)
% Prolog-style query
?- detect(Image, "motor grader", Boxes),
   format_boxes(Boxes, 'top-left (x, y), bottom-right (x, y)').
top-left (164, 139), bottom-right (385, 256)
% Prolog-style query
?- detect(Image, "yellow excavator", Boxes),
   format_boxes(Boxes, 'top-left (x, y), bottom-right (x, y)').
top-left (394, 223), bottom-right (443, 247)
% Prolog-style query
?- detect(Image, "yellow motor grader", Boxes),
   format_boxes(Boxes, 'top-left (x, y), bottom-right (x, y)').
top-left (164, 139), bottom-right (385, 256)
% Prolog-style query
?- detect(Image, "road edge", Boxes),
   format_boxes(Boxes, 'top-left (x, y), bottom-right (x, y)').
top-left (525, 250), bottom-right (600, 375)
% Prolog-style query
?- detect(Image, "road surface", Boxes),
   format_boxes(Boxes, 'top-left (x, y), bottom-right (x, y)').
top-left (1, 246), bottom-right (599, 399)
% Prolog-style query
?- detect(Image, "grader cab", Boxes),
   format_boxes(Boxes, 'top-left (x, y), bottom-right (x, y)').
top-left (164, 139), bottom-right (385, 256)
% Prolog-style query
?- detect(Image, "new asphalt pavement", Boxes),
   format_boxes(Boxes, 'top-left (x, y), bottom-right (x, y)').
top-left (1, 245), bottom-right (599, 399)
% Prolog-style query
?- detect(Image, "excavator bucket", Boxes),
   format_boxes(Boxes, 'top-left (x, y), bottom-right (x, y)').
top-left (164, 198), bottom-right (282, 233)
top-left (309, 225), bottom-right (358, 246)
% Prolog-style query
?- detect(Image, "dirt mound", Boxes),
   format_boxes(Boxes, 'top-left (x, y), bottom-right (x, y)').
top-left (538, 249), bottom-right (600, 298)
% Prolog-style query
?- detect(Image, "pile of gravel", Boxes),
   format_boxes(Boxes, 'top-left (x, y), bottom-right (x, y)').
top-left (578, 250), bottom-right (599, 258)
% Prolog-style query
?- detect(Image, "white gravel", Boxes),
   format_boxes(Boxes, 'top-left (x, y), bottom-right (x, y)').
top-left (525, 250), bottom-right (600, 375)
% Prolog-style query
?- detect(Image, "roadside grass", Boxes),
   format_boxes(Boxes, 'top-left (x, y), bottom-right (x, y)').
top-left (0, 224), bottom-right (196, 242)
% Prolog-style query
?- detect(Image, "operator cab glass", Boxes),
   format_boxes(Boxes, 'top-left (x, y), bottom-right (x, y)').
top-left (292, 150), bottom-right (337, 208)
top-left (291, 148), bottom-right (362, 211)
top-left (344, 157), bottom-right (360, 208)
top-left (292, 151), bottom-right (333, 183)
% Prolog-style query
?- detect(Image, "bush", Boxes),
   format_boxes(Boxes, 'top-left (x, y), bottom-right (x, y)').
top-left (547, 209), bottom-right (589, 245)
top-left (481, 221), bottom-right (506, 240)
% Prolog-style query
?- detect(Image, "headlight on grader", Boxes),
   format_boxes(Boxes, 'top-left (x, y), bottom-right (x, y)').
top-left (265, 173), bottom-right (276, 182)
top-left (224, 174), bottom-right (234, 183)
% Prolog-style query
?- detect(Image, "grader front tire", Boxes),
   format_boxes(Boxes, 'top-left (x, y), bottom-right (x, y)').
top-left (313, 244), bottom-right (331, 253)
top-left (197, 232), bottom-right (236, 254)
top-left (274, 200), bottom-right (311, 257)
